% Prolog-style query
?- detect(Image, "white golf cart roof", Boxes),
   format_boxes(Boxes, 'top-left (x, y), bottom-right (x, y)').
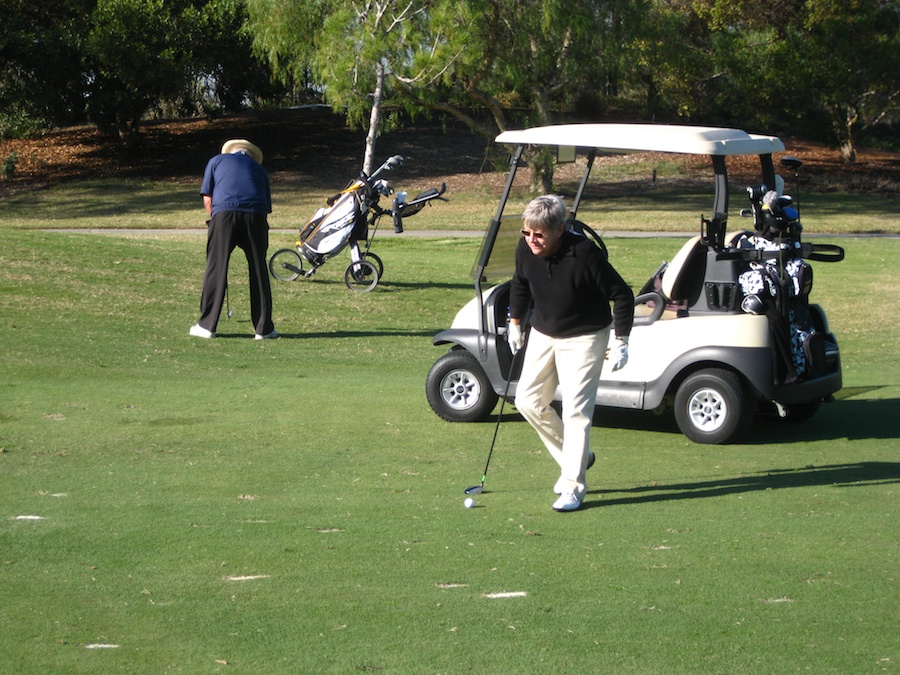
top-left (495, 123), bottom-right (784, 156)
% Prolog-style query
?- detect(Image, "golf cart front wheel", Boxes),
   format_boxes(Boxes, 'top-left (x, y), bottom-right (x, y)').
top-left (674, 368), bottom-right (755, 444)
top-left (426, 350), bottom-right (499, 422)
top-left (269, 248), bottom-right (303, 281)
top-left (344, 260), bottom-right (379, 292)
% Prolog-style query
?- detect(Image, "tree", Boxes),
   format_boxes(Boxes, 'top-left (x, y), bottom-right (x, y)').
top-left (684, 0), bottom-right (899, 163)
top-left (314, 1), bottom-right (433, 174)
top-left (245, 0), bottom-right (644, 188)
top-left (83, 0), bottom-right (200, 142)
top-left (185, 0), bottom-right (286, 116)
top-left (791, 0), bottom-right (899, 163)
top-left (393, 0), bottom-right (643, 192)
top-left (0, 0), bottom-right (93, 137)
top-left (242, 0), bottom-right (327, 100)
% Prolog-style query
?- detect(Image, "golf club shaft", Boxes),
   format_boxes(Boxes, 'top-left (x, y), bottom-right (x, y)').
top-left (469, 344), bottom-right (522, 493)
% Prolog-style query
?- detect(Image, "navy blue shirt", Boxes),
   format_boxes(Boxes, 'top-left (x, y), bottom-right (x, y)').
top-left (200, 152), bottom-right (272, 217)
top-left (510, 232), bottom-right (634, 338)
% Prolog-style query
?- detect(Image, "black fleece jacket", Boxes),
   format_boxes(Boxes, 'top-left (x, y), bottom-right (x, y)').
top-left (509, 232), bottom-right (634, 338)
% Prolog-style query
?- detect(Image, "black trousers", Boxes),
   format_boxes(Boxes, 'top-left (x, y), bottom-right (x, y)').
top-left (198, 210), bottom-right (274, 335)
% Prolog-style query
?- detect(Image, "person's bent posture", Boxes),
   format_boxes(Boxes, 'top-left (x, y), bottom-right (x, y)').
top-left (191, 139), bottom-right (276, 340)
top-left (508, 195), bottom-right (634, 511)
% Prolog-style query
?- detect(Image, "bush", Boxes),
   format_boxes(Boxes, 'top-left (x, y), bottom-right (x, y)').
top-left (1, 152), bottom-right (19, 179)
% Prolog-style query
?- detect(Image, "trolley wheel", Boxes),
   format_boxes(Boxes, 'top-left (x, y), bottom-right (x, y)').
top-left (269, 248), bottom-right (303, 281)
top-left (344, 260), bottom-right (379, 292)
top-left (361, 252), bottom-right (384, 278)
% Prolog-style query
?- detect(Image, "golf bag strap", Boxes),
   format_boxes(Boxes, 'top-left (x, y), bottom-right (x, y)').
top-left (801, 243), bottom-right (845, 263)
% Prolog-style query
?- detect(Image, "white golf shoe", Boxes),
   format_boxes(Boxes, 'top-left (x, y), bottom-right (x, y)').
top-left (552, 488), bottom-right (585, 512)
top-left (254, 329), bottom-right (278, 340)
top-left (189, 324), bottom-right (215, 338)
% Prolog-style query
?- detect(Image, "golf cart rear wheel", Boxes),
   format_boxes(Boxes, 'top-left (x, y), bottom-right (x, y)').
top-left (344, 260), bottom-right (379, 292)
top-left (674, 368), bottom-right (755, 444)
top-left (426, 351), bottom-right (499, 422)
top-left (269, 248), bottom-right (303, 281)
top-left (361, 252), bottom-right (384, 278)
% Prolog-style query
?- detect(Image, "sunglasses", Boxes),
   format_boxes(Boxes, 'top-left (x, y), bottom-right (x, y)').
top-left (521, 229), bottom-right (550, 240)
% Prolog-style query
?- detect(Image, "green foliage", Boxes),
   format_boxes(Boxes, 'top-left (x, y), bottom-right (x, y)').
top-left (789, 0), bottom-right (900, 161)
top-left (1, 0), bottom-right (897, 157)
top-left (676, 0), bottom-right (900, 157)
top-left (84, 0), bottom-right (199, 139)
top-left (0, 0), bottom-right (92, 135)
top-left (1, 151), bottom-right (19, 179)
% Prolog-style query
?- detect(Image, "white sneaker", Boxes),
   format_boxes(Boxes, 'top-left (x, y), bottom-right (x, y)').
top-left (552, 489), bottom-right (584, 512)
top-left (254, 329), bottom-right (278, 340)
top-left (189, 324), bottom-right (215, 338)
top-left (554, 451), bottom-right (595, 494)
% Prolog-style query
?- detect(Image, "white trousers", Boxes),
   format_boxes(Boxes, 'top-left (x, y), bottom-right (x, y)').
top-left (514, 327), bottom-right (610, 493)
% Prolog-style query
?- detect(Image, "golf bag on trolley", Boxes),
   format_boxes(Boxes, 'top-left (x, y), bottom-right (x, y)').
top-left (268, 154), bottom-right (447, 291)
top-left (300, 177), bottom-right (381, 270)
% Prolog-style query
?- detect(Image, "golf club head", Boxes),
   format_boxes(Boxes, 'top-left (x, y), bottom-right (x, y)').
top-left (464, 485), bottom-right (484, 495)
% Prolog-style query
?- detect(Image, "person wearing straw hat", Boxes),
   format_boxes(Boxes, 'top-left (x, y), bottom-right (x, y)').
top-left (190, 139), bottom-right (277, 339)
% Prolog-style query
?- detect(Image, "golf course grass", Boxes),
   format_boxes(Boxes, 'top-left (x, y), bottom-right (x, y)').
top-left (1, 209), bottom-right (897, 673)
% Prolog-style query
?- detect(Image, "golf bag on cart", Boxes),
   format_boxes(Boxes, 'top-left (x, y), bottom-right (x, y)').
top-left (735, 183), bottom-right (844, 384)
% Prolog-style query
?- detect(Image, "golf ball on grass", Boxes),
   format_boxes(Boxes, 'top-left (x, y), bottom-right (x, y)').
top-left (464, 497), bottom-right (475, 508)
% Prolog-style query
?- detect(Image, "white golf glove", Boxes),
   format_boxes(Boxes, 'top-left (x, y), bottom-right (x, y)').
top-left (610, 336), bottom-right (629, 372)
top-left (507, 322), bottom-right (525, 355)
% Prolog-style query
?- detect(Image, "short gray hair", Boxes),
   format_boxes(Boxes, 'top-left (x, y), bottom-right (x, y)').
top-left (523, 195), bottom-right (566, 231)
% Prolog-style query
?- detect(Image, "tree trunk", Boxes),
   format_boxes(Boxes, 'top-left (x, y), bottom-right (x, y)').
top-left (362, 61), bottom-right (385, 175)
top-left (528, 83), bottom-right (555, 193)
top-left (528, 147), bottom-right (555, 195)
top-left (840, 138), bottom-right (857, 165)
top-left (830, 104), bottom-right (858, 165)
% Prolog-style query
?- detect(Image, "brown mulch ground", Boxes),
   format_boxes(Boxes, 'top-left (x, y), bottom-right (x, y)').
top-left (1, 107), bottom-right (897, 198)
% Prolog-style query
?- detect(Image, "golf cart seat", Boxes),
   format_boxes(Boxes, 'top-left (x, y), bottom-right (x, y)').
top-left (660, 235), bottom-right (705, 305)
top-left (638, 230), bottom-right (753, 319)
top-left (632, 236), bottom-right (704, 320)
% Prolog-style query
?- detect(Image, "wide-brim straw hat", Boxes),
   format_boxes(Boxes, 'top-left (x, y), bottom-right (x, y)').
top-left (221, 139), bottom-right (263, 164)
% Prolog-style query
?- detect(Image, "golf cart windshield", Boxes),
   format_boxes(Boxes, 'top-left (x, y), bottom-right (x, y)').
top-left (471, 214), bottom-right (522, 283)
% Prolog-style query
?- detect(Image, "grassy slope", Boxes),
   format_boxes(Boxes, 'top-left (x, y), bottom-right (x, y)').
top-left (1, 228), bottom-right (897, 673)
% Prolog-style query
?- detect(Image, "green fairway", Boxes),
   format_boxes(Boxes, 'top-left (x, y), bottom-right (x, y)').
top-left (0, 220), bottom-right (897, 672)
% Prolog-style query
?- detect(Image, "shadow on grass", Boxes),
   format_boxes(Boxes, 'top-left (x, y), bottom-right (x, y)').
top-left (270, 278), bottom-right (473, 291)
top-left (591, 396), bottom-right (900, 443)
top-left (374, 280), bottom-right (478, 291)
top-left (213, 329), bottom-right (439, 339)
top-left (444, 393), bottom-right (900, 442)
top-left (588, 461), bottom-right (900, 509)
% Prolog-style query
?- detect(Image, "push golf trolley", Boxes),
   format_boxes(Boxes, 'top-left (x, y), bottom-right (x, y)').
top-left (268, 155), bottom-right (447, 292)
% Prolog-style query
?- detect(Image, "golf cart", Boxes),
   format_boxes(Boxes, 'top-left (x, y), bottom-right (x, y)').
top-left (425, 124), bottom-right (844, 444)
